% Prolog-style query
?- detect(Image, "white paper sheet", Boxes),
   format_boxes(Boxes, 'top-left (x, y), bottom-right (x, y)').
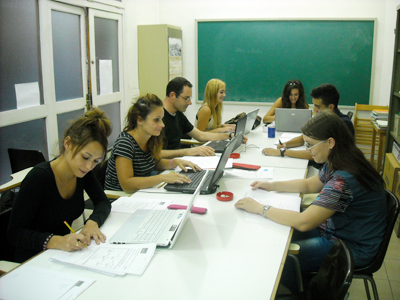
top-left (0, 265), bottom-right (95, 300)
top-left (15, 82), bottom-right (40, 109)
top-left (176, 156), bottom-right (233, 170)
top-left (99, 59), bottom-right (113, 95)
top-left (242, 186), bottom-right (301, 223)
top-left (50, 243), bottom-right (156, 276)
top-left (273, 132), bottom-right (303, 145)
top-left (224, 167), bottom-right (273, 179)
top-left (111, 197), bottom-right (171, 213)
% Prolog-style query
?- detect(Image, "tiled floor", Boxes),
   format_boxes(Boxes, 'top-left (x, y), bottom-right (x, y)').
top-left (347, 231), bottom-right (400, 300)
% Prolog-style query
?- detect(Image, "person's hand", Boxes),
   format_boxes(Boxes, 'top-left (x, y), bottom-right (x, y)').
top-left (277, 143), bottom-right (287, 150)
top-left (250, 181), bottom-right (273, 191)
top-left (81, 220), bottom-right (106, 245)
top-left (262, 148), bottom-right (280, 156)
top-left (242, 135), bottom-right (248, 144)
top-left (55, 233), bottom-right (87, 251)
top-left (186, 145), bottom-right (215, 156)
top-left (234, 197), bottom-right (263, 215)
top-left (221, 123), bottom-right (236, 131)
top-left (163, 173), bottom-right (192, 184)
top-left (174, 159), bottom-right (202, 172)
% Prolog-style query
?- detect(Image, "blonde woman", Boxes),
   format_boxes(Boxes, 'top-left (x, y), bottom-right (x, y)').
top-left (195, 79), bottom-right (235, 133)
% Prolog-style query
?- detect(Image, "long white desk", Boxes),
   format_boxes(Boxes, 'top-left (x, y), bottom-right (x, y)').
top-left (2, 126), bottom-right (310, 300)
top-left (233, 127), bottom-right (308, 169)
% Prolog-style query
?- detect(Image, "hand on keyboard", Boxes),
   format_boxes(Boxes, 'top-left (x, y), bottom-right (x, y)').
top-left (162, 173), bottom-right (192, 184)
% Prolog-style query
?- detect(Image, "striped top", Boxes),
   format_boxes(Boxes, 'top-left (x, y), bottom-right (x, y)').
top-left (105, 131), bottom-right (155, 191)
top-left (313, 163), bottom-right (386, 267)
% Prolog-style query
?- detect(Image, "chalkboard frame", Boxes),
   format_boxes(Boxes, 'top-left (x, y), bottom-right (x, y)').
top-left (196, 19), bottom-right (376, 107)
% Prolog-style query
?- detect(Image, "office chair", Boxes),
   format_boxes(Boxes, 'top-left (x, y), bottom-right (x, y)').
top-left (277, 239), bottom-right (354, 300)
top-left (346, 111), bottom-right (354, 120)
top-left (7, 148), bottom-right (46, 174)
top-left (352, 189), bottom-right (400, 300)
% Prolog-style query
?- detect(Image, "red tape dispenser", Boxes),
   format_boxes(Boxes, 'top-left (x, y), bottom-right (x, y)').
top-left (216, 191), bottom-right (234, 202)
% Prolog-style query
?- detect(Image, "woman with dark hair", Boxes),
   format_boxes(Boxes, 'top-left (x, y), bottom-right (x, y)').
top-left (8, 107), bottom-right (112, 263)
top-left (105, 94), bottom-right (200, 193)
top-left (235, 110), bottom-right (386, 292)
top-left (263, 79), bottom-right (309, 123)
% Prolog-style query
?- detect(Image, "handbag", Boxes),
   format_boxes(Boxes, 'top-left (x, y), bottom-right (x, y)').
top-left (225, 112), bottom-right (262, 130)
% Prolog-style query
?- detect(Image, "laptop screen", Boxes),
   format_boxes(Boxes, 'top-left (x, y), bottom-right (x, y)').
top-left (245, 108), bottom-right (260, 134)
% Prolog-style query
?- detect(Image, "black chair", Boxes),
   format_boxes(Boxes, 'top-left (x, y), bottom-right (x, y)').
top-left (277, 239), bottom-right (354, 300)
top-left (7, 148), bottom-right (46, 174)
top-left (352, 189), bottom-right (400, 300)
top-left (347, 111), bottom-right (354, 121)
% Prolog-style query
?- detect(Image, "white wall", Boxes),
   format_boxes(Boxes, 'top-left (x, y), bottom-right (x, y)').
top-left (124, 0), bottom-right (399, 123)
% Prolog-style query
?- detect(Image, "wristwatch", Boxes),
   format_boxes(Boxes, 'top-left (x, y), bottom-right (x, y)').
top-left (280, 148), bottom-right (286, 157)
top-left (229, 132), bottom-right (234, 140)
top-left (262, 205), bottom-right (271, 218)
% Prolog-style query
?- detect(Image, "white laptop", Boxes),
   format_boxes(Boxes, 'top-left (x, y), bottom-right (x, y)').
top-left (109, 171), bottom-right (208, 249)
top-left (275, 108), bottom-right (312, 133)
top-left (244, 108), bottom-right (260, 134)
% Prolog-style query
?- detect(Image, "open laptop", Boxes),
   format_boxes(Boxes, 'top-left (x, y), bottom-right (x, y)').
top-left (244, 108), bottom-right (260, 134)
top-left (205, 115), bottom-right (246, 153)
top-left (164, 134), bottom-right (240, 194)
top-left (109, 171), bottom-right (208, 249)
top-left (275, 108), bottom-right (312, 132)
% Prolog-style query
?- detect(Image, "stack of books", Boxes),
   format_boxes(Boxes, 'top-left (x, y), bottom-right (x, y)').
top-left (371, 109), bottom-right (389, 128)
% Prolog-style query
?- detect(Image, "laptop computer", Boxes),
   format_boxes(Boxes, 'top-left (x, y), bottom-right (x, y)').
top-left (164, 134), bottom-right (240, 194)
top-left (205, 115), bottom-right (246, 153)
top-left (109, 171), bottom-right (208, 249)
top-left (244, 108), bottom-right (260, 134)
top-left (275, 108), bottom-right (312, 133)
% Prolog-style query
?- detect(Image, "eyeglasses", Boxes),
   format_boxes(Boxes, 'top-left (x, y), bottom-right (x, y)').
top-left (177, 95), bottom-right (192, 102)
top-left (304, 139), bottom-right (327, 150)
top-left (289, 80), bottom-right (299, 86)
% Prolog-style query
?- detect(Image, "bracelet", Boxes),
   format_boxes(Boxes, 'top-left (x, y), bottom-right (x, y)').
top-left (229, 132), bottom-right (233, 140)
top-left (43, 233), bottom-right (54, 250)
top-left (170, 159), bottom-right (174, 168)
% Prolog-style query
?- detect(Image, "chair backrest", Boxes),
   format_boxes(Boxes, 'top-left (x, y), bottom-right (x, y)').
top-left (7, 148), bottom-right (46, 174)
top-left (353, 103), bottom-right (388, 159)
top-left (93, 159), bottom-right (108, 188)
top-left (307, 239), bottom-right (354, 300)
top-left (346, 111), bottom-right (354, 120)
top-left (355, 189), bottom-right (400, 274)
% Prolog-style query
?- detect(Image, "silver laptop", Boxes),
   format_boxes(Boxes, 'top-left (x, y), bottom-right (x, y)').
top-left (275, 108), bottom-right (312, 132)
top-left (109, 171), bottom-right (208, 249)
top-left (244, 108), bottom-right (260, 134)
top-left (206, 115), bottom-right (246, 153)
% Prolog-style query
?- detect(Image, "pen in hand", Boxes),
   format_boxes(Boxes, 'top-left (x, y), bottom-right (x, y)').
top-left (279, 139), bottom-right (283, 145)
top-left (64, 220), bottom-right (87, 248)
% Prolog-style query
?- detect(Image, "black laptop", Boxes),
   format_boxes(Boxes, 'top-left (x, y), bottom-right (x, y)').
top-left (164, 134), bottom-right (240, 194)
top-left (206, 115), bottom-right (246, 153)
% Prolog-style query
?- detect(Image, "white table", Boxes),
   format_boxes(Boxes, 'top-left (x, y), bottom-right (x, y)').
top-left (3, 127), bottom-right (310, 300)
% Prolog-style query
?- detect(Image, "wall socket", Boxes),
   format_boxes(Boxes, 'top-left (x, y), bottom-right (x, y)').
top-left (132, 89), bottom-right (140, 99)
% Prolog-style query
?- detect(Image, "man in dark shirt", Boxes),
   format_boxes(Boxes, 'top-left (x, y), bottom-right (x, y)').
top-left (262, 84), bottom-right (355, 162)
top-left (161, 77), bottom-right (242, 158)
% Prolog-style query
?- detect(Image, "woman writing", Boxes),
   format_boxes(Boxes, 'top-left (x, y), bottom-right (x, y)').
top-left (105, 94), bottom-right (201, 193)
top-left (235, 110), bottom-right (387, 292)
top-left (195, 79), bottom-right (235, 132)
top-left (263, 79), bottom-right (309, 123)
top-left (8, 108), bottom-right (112, 263)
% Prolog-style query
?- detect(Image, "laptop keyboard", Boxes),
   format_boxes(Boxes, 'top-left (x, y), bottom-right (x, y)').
top-left (180, 169), bottom-right (214, 189)
top-left (128, 210), bottom-right (178, 243)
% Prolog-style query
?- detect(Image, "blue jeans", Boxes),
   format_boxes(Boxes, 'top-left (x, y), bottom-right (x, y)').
top-left (279, 228), bottom-right (334, 293)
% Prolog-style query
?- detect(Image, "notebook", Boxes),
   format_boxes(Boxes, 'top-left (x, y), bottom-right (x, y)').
top-left (205, 115), bottom-right (247, 153)
top-left (164, 134), bottom-right (240, 194)
top-left (244, 108), bottom-right (260, 134)
top-left (109, 171), bottom-right (208, 249)
top-left (275, 108), bottom-right (312, 132)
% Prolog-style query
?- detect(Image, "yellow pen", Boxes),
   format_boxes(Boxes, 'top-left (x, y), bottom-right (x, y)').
top-left (64, 220), bottom-right (87, 248)
top-left (158, 171), bottom-right (175, 188)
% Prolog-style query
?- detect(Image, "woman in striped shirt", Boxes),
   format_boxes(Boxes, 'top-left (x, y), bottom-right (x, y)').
top-left (105, 94), bottom-right (201, 193)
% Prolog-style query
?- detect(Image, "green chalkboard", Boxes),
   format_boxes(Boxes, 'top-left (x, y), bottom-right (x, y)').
top-left (197, 20), bottom-right (374, 105)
